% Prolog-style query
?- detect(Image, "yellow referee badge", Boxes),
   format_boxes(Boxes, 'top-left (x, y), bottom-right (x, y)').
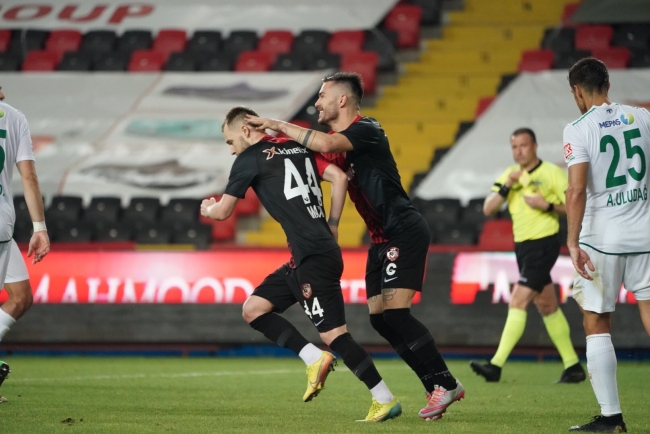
top-left (518, 170), bottom-right (531, 188)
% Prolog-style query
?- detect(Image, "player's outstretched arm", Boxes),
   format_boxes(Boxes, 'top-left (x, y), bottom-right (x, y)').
top-left (245, 115), bottom-right (353, 153)
top-left (321, 164), bottom-right (347, 242)
top-left (201, 194), bottom-right (238, 221)
top-left (16, 160), bottom-right (49, 264)
top-left (566, 162), bottom-right (594, 280)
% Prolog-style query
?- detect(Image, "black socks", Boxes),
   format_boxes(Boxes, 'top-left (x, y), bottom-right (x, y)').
top-left (249, 312), bottom-right (309, 355)
top-left (329, 332), bottom-right (382, 390)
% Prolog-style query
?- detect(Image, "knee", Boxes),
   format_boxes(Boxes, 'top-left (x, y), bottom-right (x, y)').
top-left (382, 307), bottom-right (408, 328)
top-left (534, 298), bottom-right (557, 317)
top-left (583, 314), bottom-right (611, 335)
top-left (242, 299), bottom-right (267, 324)
top-left (12, 286), bottom-right (33, 313)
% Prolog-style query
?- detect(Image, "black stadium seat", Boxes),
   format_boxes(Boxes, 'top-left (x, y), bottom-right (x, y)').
top-left (187, 30), bottom-right (222, 54)
top-left (93, 53), bottom-right (129, 71)
top-left (58, 52), bottom-right (92, 71)
top-left (171, 223), bottom-right (212, 249)
top-left (198, 54), bottom-right (233, 71)
top-left (95, 223), bottom-right (132, 242)
top-left (410, 0), bottom-right (442, 26)
top-left (164, 52), bottom-right (198, 71)
top-left (542, 28), bottom-right (576, 52)
top-left (612, 24), bottom-right (650, 51)
top-left (553, 49), bottom-right (590, 69)
top-left (122, 197), bottom-right (160, 228)
top-left (84, 197), bottom-right (121, 224)
top-left (12, 219), bottom-right (32, 243)
top-left (8, 29), bottom-right (48, 59)
top-left (223, 31), bottom-right (258, 57)
top-left (363, 29), bottom-right (398, 72)
top-left (13, 196), bottom-right (30, 221)
top-left (420, 198), bottom-right (462, 225)
top-left (293, 31), bottom-right (330, 56)
top-left (54, 223), bottom-right (93, 243)
top-left (81, 30), bottom-right (117, 54)
top-left (116, 30), bottom-right (153, 54)
top-left (47, 196), bottom-right (83, 222)
top-left (306, 53), bottom-right (341, 70)
top-left (435, 224), bottom-right (477, 245)
top-left (160, 198), bottom-right (201, 226)
top-left (461, 197), bottom-right (487, 231)
top-left (0, 54), bottom-right (20, 71)
top-left (272, 53), bottom-right (304, 71)
top-left (135, 225), bottom-right (171, 244)
top-left (630, 48), bottom-right (650, 68)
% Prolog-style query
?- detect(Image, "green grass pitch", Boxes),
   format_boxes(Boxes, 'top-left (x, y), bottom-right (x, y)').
top-left (0, 357), bottom-right (649, 433)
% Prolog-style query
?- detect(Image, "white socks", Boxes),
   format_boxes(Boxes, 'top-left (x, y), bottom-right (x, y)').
top-left (0, 309), bottom-right (16, 341)
top-left (370, 380), bottom-right (394, 405)
top-left (298, 343), bottom-right (323, 366)
top-left (586, 333), bottom-right (621, 416)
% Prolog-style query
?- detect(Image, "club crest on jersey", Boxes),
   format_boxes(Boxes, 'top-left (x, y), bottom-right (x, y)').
top-left (263, 147), bottom-right (278, 160)
top-left (301, 283), bottom-right (313, 298)
top-left (386, 247), bottom-right (399, 262)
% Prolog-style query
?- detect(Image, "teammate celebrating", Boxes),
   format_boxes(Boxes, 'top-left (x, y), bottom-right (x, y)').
top-left (0, 87), bottom-right (50, 403)
top-left (201, 106), bottom-right (401, 422)
top-left (245, 73), bottom-right (464, 421)
top-left (565, 58), bottom-right (650, 432)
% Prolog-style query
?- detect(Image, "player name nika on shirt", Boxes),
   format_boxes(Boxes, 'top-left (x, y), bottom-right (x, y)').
top-left (563, 102), bottom-right (650, 254)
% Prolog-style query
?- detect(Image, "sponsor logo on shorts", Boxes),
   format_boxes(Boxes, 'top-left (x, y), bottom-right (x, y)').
top-left (386, 247), bottom-right (399, 262)
top-left (564, 143), bottom-right (574, 162)
top-left (301, 283), bottom-right (312, 298)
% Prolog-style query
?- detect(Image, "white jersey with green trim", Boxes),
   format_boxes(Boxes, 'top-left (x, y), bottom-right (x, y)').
top-left (563, 102), bottom-right (650, 254)
top-left (0, 101), bottom-right (35, 242)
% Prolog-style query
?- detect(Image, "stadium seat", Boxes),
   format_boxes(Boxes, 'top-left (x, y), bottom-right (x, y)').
top-left (591, 47), bottom-right (630, 69)
top-left (478, 219), bottom-right (514, 251)
top-left (235, 51), bottom-right (273, 72)
top-left (81, 30), bottom-right (117, 54)
top-left (171, 223), bottom-right (212, 249)
top-left (58, 52), bottom-right (93, 71)
top-left (95, 223), bottom-right (132, 242)
top-left (164, 52), bottom-right (198, 71)
top-left (384, 5), bottom-right (422, 48)
top-left (200, 214), bottom-right (236, 241)
top-left (306, 53), bottom-right (341, 70)
top-left (22, 50), bottom-right (58, 71)
top-left (93, 53), bottom-right (129, 71)
top-left (223, 31), bottom-right (258, 57)
top-left (497, 73), bottom-right (518, 93)
top-left (630, 48), bottom-right (650, 68)
top-left (612, 24), bottom-right (650, 50)
top-left (363, 29), bottom-right (398, 72)
top-left (54, 223), bottom-right (93, 243)
top-left (187, 30), bottom-right (222, 54)
top-left (234, 189), bottom-right (260, 215)
top-left (13, 196), bottom-right (31, 221)
top-left (455, 121), bottom-right (474, 141)
top-left (328, 30), bottom-right (365, 55)
top-left (47, 196), bottom-right (83, 222)
top-left (271, 53), bottom-right (304, 71)
top-left (258, 30), bottom-right (294, 58)
top-left (122, 197), bottom-right (160, 227)
top-left (293, 31), bottom-right (330, 56)
top-left (0, 54), bottom-right (20, 71)
top-left (419, 198), bottom-right (462, 226)
top-left (430, 147), bottom-right (450, 169)
top-left (153, 29), bottom-right (187, 59)
top-left (411, 0), bottom-right (442, 26)
top-left (342, 51), bottom-right (378, 95)
top-left (84, 197), bottom-right (121, 224)
top-left (575, 25), bottom-right (613, 51)
top-left (198, 54), bottom-right (233, 71)
top-left (461, 197), bottom-right (487, 231)
top-left (553, 50), bottom-right (590, 69)
top-left (475, 96), bottom-right (495, 118)
top-left (542, 28), bottom-right (576, 53)
top-left (0, 30), bottom-right (12, 52)
top-left (518, 49), bottom-right (554, 72)
top-left (12, 220), bottom-right (32, 243)
top-left (135, 226), bottom-right (171, 244)
top-left (8, 29), bottom-right (48, 59)
top-left (128, 50), bottom-right (165, 72)
top-left (435, 224), bottom-right (477, 245)
top-left (160, 198), bottom-right (201, 226)
top-left (561, 3), bottom-right (581, 27)
top-left (45, 30), bottom-right (82, 60)
top-left (116, 30), bottom-right (153, 54)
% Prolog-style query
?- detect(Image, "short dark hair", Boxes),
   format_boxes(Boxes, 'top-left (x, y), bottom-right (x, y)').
top-left (222, 106), bottom-right (258, 132)
top-left (323, 72), bottom-right (364, 108)
top-left (568, 57), bottom-right (609, 94)
top-left (511, 127), bottom-right (537, 144)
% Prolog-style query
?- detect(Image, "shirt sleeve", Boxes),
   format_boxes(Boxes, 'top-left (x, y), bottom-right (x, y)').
top-left (491, 167), bottom-right (511, 192)
top-left (563, 124), bottom-right (589, 167)
top-left (313, 152), bottom-right (331, 179)
top-left (224, 152), bottom-right (259, 199)
top-left (338, 118), bottom-right (381, 154)
top-left (16, 113), bottom-right (35, 163)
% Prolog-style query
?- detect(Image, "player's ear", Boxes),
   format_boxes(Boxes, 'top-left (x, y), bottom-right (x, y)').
top-left (339, 94), bottom-right (347, 108)
top-left (241, 123), bottom-right (250, 138)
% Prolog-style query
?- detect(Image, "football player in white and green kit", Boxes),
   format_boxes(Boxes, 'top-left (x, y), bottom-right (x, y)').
top-left (564, 58), bottom-right (650, 433)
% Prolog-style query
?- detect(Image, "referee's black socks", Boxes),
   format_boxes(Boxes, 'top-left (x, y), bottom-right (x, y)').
top-left (383, 308), bottom-right (457, 391)
top-left (370, 313), bottom-right (435, 393)
top-left (249, 312), bottom-right (310, 355)
top-left (329, 332), bottom-right (382, 390)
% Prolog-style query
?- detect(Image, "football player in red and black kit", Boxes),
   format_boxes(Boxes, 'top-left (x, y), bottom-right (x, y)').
top-left (201, 106), bottom-right (401, 422)
top-left (246, 73), bottom-right (464, 421)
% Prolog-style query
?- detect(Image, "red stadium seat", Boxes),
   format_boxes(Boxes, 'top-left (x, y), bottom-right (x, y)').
top-left (591, 47), bottom-right (630, 69)
top-left (235, 51), bottom-right (274, 72)
top-left (478, 220), bottom-right (514, 251)
top-left (153, 29), bottom-right (187, 60)
top-left (45, 29), bottom-right (82, 60)
top-left (128, 50), bottom-right (165, 72)
top-left (561, 3), bottom-right (581, 27)
top-left (575, 25), bottom-right (613, 51)
top-left (518, 49), bottom-right (554, 72)
top-left (328, 30), bottom-right (365, 55)
top-left (258, 30), bottom-right (293, 59)
top-left (22, 50), bottom-right (58, 71)
top-left (384, 5), bottom-right (422, 48)
top-left (475, 96), bottom-right (495, 119)
top-left (342, 51), bottom-right (378, 95)
top-left (0, 30), bottom-right (11, 52)
top-left (234, 188), bottom-right (261, 215)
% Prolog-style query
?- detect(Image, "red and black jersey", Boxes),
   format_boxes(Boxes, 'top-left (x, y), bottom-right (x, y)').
top-left (225, 135), bottom-right (338, 265)
top-left (323, 116), bottom-right (421, 243)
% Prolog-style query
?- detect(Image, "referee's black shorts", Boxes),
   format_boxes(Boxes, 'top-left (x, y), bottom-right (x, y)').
top-left (514, 233), bottom-right (561, 292)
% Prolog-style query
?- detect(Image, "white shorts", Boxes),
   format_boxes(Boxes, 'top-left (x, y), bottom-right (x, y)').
top-left (0, 241), bottom-right (9, 289)
top-left (5, 239), bottom-right (29, 284)
top-left (572, 246), bottom-right (650, 313)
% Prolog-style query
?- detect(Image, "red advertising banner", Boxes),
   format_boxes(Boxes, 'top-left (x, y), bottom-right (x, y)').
top-left (451, 252), bottom-right (637, 305)
top-left (0, 250), bottom-right (421, 305)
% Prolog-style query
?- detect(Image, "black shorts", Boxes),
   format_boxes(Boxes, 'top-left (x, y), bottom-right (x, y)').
top-left (514, 233), bottom-right (561, 292)
top-left (252, 248), bottom-right (346, 333)
top-left (366, 217), bottom-right (430, 299)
